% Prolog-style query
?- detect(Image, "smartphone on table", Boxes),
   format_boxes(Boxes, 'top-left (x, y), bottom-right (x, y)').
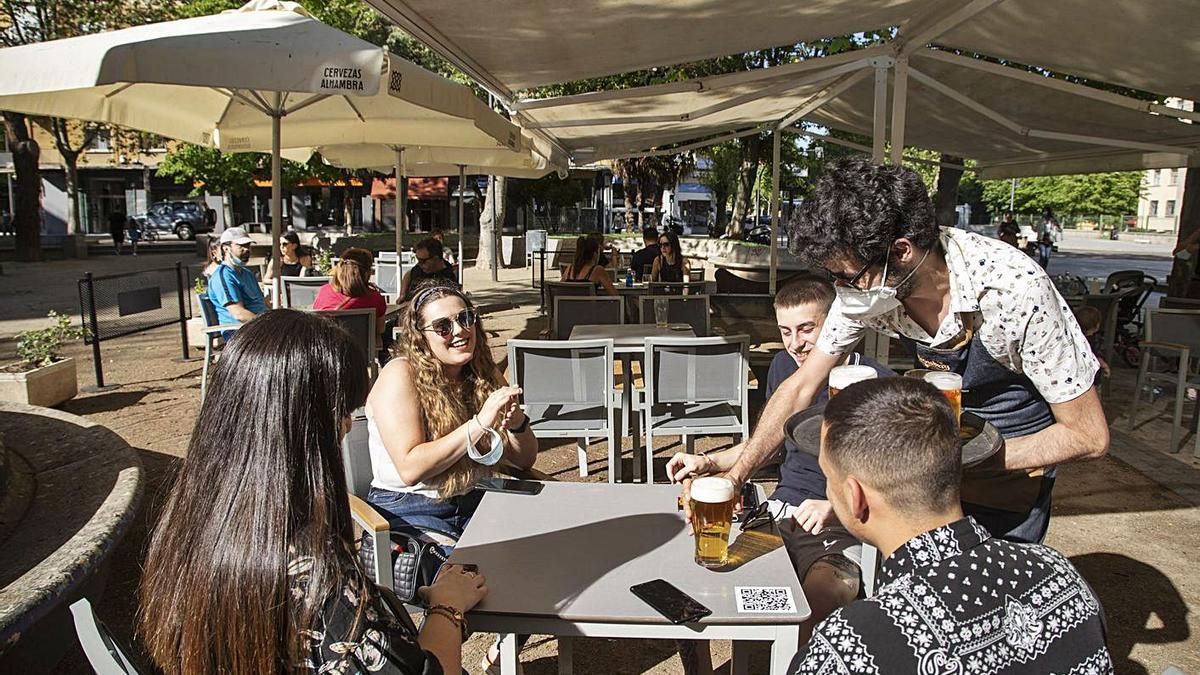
top-left (630, 579), bottom-right (712, 624)
top-left (475, 476), bottom-right (544, 495)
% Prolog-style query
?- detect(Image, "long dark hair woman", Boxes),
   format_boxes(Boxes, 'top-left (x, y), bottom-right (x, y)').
top-left (651, 230), bottom-right (689, 283)
top-left (562, 234), bottom-right (617, 295)
top-left (139, 310), bottom-right (486, 675)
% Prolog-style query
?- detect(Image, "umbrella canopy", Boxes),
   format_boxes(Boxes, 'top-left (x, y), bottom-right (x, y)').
top-left (0, 0), bottom-right (521, 296)
top-left (288, 143), bottom-right (560, 179)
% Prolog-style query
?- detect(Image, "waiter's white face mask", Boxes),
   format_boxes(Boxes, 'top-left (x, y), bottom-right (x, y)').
top-left (834, 247), bottom-right (930, 320)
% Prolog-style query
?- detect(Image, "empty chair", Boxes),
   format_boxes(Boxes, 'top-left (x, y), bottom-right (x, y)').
top-left (642, 336), bottom-right (750, 482)
top-left (70, 597), bottom-right (143, 675)
top-left (320, 309), bottom-right (378, 378)
top-left (198, 292), bottom-right (241, 401)
top-left (554, 295), bottom-right (624, 339)
top-left (508, 339), bottom-right (620, 480)
top-left (544, 280), bottom-right (596, 329)
top-left (638, 294), bottom-right (711, 336)
top-left (648, 280), bottom-right (707, 295)
top-left (281, 275), bottom-right (330, 309)
top-left (375, 258), bottom-right (401, 297)
top-left (340, 410), bottom-right (396, 591)
top-left (1129, 308), bottom-right (1200, 457)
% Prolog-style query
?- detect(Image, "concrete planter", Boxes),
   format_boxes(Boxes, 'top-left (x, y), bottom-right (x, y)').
top-left (0, 358), bottom-right (78, 407)
top-left (501, 235), bottom-right (526, 267)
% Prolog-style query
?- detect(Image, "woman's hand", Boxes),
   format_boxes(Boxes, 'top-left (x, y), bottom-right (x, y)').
top-left (421, 564), bottom-right (488, 612)
top-left (478, 386), bottom-right (522, 428)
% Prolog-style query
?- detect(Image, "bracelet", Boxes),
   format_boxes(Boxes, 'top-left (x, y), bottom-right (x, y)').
top-left (507, 414), bottom-right (530, 434)
top-left (424, 604), bottom-right (468, 641)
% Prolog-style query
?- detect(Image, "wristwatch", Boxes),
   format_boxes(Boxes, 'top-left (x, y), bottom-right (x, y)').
top-left (507, 414), bottom-right (530, 434)
top-left (424, 604), bottom-right (468, 640)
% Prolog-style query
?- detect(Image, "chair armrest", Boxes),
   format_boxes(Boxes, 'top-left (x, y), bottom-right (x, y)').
top-left (348, 494), bottom-right (390, 533)
top-left (711, 326), bottom-right (726, 336)
top-left (498, 463), bottom-right (556, 482)
top-left (1141, 341), bottom-right (1189, 352)
top-left (202, 323), bottom-right (242, 335)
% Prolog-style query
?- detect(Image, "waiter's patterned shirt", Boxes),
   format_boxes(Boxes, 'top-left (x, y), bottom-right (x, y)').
top-left (816, 227), bottom-right (1098, 404)
top-left (790, 517), bottom-right (1112, 675)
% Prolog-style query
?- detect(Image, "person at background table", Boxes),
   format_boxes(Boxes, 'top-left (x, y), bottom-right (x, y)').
top-left (717, 156), bottom-right (1106, 545)
top-left (313, 247), bottom-right (390, 361)
top-left (366, 283), bottom-right (537, 551)
top-left (587, 231), bottom-right (617, 269)
top-left (651, 230), bottom-right (689, 283)
top-left (263, 230), bottom-right (306, 281)
top-left (668, 274), bottom-right (893, 645)
top-left (431, 227), bottom-right (457, 266)
top-left (140, 310), bottom-right (488, 675)
top-left (207, 227), bottom-right (267, 342)
top-left (563, 234), bottom-right (617, 296)
top-left (1072, 305), bottom-right (1110, 384)
top-left (1036, 206), bottom-right (1060, 269)
top-left (630, 226), bottom-right (661, 281)
top-left (107, 208), bottom-right (126, 255)
top-left (202, 237), bottom-right (222, 278)
top-left (295, 244), bottom-right (316, 274)
top-left (997, 210), bottom-right (1021, 248)
top-left (400, 237), bottom-right (459, 302)
top-left (789, 377), bottom-right (1111, 674)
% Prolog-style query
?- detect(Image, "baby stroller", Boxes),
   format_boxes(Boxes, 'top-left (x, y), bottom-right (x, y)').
top-left (1104, 270), bottom-right (1156, 367)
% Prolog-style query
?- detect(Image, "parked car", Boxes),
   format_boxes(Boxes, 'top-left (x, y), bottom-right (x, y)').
top-left (135, 201), bottom-right (215, 240)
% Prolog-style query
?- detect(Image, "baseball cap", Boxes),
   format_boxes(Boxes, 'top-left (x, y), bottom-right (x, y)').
top-left (219, 227), bottom-right (253, 245)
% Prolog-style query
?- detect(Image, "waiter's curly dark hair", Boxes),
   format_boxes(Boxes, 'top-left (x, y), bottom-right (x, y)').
top-left (788, 156), bottom-right (938, 268)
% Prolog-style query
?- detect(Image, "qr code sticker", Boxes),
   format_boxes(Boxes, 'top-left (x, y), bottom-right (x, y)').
top-left (735, 586), bottom-right (797, 613)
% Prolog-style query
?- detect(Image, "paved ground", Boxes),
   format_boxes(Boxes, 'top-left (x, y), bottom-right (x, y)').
top-left (2, 249), bottom-right (1198, 674)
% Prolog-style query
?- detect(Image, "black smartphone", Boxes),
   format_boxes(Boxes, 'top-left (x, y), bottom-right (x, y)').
top-left (732, 481), bottom-right (760, 523)
top-left (630, 579), bottom-right (712, 624)
top-left (475, 477), bottom-right (544, 495)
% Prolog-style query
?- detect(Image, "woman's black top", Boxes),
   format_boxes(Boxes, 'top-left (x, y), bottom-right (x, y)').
top-left (657, 255), bottom-right (684, 283)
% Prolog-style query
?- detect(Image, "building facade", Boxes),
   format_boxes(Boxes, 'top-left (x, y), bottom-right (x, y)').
top-left (1136, 98), bottom-right (1193, 233)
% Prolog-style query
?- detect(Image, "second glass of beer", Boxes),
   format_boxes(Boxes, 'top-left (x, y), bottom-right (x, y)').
top-left (828, 364), bottom-right (878, 398)
top-left (690, 476), bottom-right (735, 568)
top-left (923, 371), bottom-right (963, 426)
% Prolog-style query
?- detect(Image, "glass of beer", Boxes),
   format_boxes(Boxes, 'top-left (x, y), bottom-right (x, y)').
top-left (923, 371), bottom-right (963, 427)
top-left (828, 364), bottom-right (878, 398)
top-left (654, 297), bottom-right (670, 328)
top-left (690, 476), bottom-right (735, 568)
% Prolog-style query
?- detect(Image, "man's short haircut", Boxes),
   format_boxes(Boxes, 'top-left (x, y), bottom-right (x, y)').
top-left (790, 155), bottom-right (938, 269)
top-left (642, 226), bottom-right (659, 242)
top-left (1073, 306), bottom-right (1102, 334)
top-left (822, 377), bottom-right (961, 513)
top-left (415, 237), bottom-right (443, 258)
top-left (775, 273), bottom-right (835, 315)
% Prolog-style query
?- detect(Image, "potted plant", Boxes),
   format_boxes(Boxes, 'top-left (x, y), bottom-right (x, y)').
top-left (0, 311), bottom-right (83, 407)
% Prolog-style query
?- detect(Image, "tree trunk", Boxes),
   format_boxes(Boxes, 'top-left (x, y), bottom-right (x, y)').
top-left (477, 175), bottom-right (505, 270)
top-left (635, 183), bottom-right (645, 227)
top-left (933, 154), bottom-right (965, 228)
top-left (728, 136), bottom-right (762, 237)
top-left (714, 189), bottom-right (729, 236)
top-left (143, 166), bottom-right (153, 209)
top-left (63, 158), bottom-right (80, 234)
top-left (623, 187), bottom-right (636, 229)
top-left (3, 112), bottom-right (42, 262)
top-left (1169, 168), bottom-right (1200, 297)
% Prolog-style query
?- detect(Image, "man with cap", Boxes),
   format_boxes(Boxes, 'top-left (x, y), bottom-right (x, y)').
top-left (208, 227), bottom-right (267, 340)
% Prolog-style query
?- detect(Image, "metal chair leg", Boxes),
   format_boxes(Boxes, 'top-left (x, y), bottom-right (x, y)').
top-left (1128, 353), bottom-right (1149, 431)
top-left (1172, 373), bottom-right (1186, 453)
top-left (577, 438), bottom-right (588, 477)
top-left (201, 339), bottom-right (213, 401)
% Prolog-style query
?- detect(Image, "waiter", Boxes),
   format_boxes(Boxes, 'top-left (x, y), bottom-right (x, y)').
top-left (724, 157), bottom-right (1107, 543)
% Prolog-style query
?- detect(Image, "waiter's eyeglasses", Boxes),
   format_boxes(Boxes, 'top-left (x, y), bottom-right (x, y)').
top-left (422, 309), bottom-right (477, 338)
top-left (828, 252), bottom-right (884, 290)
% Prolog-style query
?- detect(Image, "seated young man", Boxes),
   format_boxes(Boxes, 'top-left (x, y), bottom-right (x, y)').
top-left (792, 377), bottom-right (1111, 673)
top-left (667, 274), bottom-right (894, 642)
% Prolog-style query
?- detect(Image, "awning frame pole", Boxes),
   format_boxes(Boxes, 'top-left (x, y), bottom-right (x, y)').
top-left (769, 130), bottom-right (781, 295)
top-left (393, 146), bottom-right (406, 256)
top-left (457, 164), bottom-right (465, 286)
top-left (270, 92), bottom-right (283, 308)
top-left (871, 59), bottom-right (889, 164)
top-left (889, 58), bottom-right (909, 166)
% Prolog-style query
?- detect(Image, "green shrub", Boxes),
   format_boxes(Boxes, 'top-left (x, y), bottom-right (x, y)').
top-left (15, 311), bottom-right (85, 369)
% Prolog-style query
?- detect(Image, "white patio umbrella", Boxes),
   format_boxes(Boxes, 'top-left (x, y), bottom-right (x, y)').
top-left (0, 0), bottom-right (520, 296)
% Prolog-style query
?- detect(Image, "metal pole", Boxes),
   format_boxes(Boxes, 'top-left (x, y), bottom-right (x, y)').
top-left (175, 261), bottom-right (190, 361)
top-left (1009, 178), bottom-right (1016, 211)
top-left (270, 94), bottom-right (283, 308)
top-left (457, 165), bottom-right (465, 286)
top-left (6, 174), bottom-right (13, 219)
top-left (889, 58), bottom-right (909, 166)
top-left (84, 272), bottom-right (104, 388)
top-left (490, 175), bottom-right (499, 283)
top-left (769, 131), bottom-right (781, 295)
top-left (394, 146), bottom-right (406, 256)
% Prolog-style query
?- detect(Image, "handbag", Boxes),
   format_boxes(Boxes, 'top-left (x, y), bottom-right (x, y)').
top-left (359, 528), bottom-right (447, 605)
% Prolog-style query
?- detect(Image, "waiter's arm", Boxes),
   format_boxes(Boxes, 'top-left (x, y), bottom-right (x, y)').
top-left (1002, 387), bottom-right (1108, 470)
top-left (726, 347), bottom-right (841, 485)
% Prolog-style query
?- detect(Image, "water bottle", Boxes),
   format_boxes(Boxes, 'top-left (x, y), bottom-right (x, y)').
top-left (625, 268), bottom-right (634, 287)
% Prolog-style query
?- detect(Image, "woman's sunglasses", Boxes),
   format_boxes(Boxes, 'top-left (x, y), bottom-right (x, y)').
top-left (659, 240), bottom-right (672, 248)
top-left (421, 308), bottom-right (477, 338)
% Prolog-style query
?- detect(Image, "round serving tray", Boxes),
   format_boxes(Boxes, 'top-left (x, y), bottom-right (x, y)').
top-left (784, 404), bottom-right (1003, 467)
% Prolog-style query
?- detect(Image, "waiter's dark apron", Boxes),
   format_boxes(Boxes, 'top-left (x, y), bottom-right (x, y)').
top-left (900, 315), bottom-right (1056, 544)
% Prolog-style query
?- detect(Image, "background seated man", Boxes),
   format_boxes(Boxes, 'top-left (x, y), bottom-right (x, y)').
top-left (207, 227), bottom-right (266, 341)
top-left (791, 377), bottom-right (1111, 673)
top-left (630, 226), bottom-right (660, 281)
top-left (667, 274), bottom-right (894, 643)
top-left (399, 237), bottom-right (459, 302)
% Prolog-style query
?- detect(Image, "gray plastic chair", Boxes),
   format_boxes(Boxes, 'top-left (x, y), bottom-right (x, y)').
top-left (318, 308), bottom-right (378, 379)
top-left (198, 292), bottom-right (241, 401)
top-left (508, 338), bottom-right (620, 480)
top-left (282, 275), bottom-right (330, 309)
top-left (648, 281), bottom-right (707, 296)
top-left (554, 295), bottom-right (624, 339)
top-left (340, 410), bottom-right (395, 590)
top-left (642, 335), bottom-right (750, 482)
top-left (1129, 308), bottom-right (1200, 457)
top-left (70, 597), bottom-right (143, 675)
top-left (375, 259), bottom-right (400, 297)
top-left (545, 280), bottom-right (595, 313)
top-left (638, 294), bottom-right (711, 336)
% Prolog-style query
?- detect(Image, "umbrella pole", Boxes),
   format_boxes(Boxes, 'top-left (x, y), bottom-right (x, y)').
top-left (394, 146), bottom-right (406, 257)
top-left (769, 130), bottom-right (780, 295)
top-left (457, 164), bottom-right (465, 287)
top-left (271, 97), bottom-right (283, 308)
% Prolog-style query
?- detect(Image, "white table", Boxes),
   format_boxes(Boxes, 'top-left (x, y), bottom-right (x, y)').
top-left (570, 324), bottom-right (695, 482)
top-left (449, 483), bottom-right (809, 675)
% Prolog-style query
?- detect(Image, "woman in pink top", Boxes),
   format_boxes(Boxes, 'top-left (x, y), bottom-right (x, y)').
top-left (313, 248), bottom-right (390, 352)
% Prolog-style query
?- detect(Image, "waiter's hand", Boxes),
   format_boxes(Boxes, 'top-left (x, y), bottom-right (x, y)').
top-left (666, 452), bottom-right (712, 483)
top-left (793, 499), bottom-right (836, 535)
top-left (678, 472), bottom-right (744, 536)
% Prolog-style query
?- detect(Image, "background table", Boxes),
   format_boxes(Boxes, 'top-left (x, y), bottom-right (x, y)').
top-left (449, 482), bottom-right (810, 674)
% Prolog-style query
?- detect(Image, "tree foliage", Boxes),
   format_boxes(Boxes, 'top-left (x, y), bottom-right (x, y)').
top-left (979, 172), bottom-right (1142, 216)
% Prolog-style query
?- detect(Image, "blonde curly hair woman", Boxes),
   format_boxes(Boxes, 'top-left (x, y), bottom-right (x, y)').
top-left (365, 283), bottom-right (537, 552)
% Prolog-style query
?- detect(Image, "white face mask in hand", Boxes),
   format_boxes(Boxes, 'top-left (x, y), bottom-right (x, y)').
top-left (834, 248), bottom-right (930, 320)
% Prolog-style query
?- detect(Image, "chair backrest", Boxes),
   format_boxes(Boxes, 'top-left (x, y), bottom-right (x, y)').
top-left (198, 292), bottom-right (220, 328)
top-left (709, 293), bottom-right (776, 321)
top-left (1146, 308), bottom-right (1200, 353)
top-left (319, 309), bottom-right (378, 369)
top-left (638, 295), bottom-right (711, 336)
top-left (375, 259), bottom-right (401, 296)
top-left (70, 597), bottom-right (143, 675)
top-left (644, 335), bottom-right (749, 406)
top-left (282, 276), bottom-right (330, 309)
top-left (688, 266), bottom-right (706, 282)
top-left (507, 338), bottom-right (614, 408)
top-left (648, 281), bottom-right (706, 295)
top-left (545, 281), bottom-right (596, 317)
top-left (554, 296), bottom-right (624, 339)
top-left (377, 251), bottom-right (398, 263)
top-left (1160, 296), bottom-right (1200, 311)
top-left (340, 410), bottom-right (372, 498)
top-left (1104, 269), bottom-right (1149, 294)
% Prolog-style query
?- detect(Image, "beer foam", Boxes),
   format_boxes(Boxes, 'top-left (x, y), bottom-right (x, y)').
top-left (691, 476), bottom-right (735, 504)
top-left (923, 371), bottom-right (962, 391)
top-left (828, 364), bottom-right (878, 391)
